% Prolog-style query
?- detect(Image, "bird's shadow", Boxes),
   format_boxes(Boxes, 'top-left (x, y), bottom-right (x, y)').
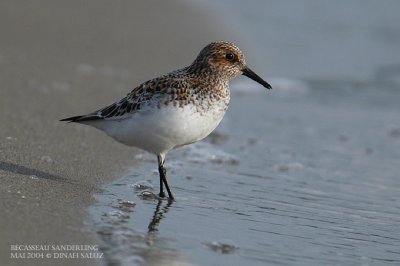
top-left (0, 161), bottom-right (69, 183)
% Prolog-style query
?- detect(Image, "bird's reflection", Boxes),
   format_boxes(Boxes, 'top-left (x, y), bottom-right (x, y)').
top-left (148, 198), bottom-right (173, 232)
top-left (146, 198), bottom-right (173, 245)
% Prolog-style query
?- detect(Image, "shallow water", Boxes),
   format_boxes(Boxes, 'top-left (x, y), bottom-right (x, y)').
top-left (89, 78), bottom-right (400, 266)
top-left (89, 1), bottom-right (400, 265)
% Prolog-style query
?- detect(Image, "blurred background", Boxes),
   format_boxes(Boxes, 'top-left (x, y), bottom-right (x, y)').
top-left (206, 0), bottom-right (400, 80)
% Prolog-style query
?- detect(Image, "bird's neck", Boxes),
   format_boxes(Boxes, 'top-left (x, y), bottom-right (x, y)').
top-left (185, 65), bottom-right (229, 87)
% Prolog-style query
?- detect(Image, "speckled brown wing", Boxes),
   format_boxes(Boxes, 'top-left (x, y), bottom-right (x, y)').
top-left (99, 81), bottom-right (156, 119)
top-left (60, 71), bottom-right (187, 123)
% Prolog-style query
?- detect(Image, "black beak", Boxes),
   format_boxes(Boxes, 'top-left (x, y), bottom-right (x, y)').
top-left (242, 67), bottom-right (272, 89)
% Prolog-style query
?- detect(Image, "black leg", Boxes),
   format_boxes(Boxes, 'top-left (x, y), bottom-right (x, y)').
top-left (160, 165), bottom-right (174, 200)
top-left (158, 166), bottom-right (165, 198)
top-left (157, 154), bottom-right (174, 200)
top-left (157, 156), bottom-right (165, 198)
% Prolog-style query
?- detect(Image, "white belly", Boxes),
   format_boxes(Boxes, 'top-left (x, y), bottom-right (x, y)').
top-left (87, 104), bottom-right (227, 155)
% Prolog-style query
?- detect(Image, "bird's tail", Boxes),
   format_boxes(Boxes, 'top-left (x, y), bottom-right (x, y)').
top-left (60, 115), bottom-right (101, 123)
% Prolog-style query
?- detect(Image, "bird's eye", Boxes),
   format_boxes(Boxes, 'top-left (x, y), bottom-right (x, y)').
top-left (225, 53), bottom-right (235, 61)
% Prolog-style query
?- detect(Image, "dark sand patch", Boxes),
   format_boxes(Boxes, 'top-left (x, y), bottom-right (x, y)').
top-left (0, 1), bottom-right (232, 265)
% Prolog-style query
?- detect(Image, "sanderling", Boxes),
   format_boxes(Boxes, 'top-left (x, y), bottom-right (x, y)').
top-left (61, 41), bottom-right (271, 199)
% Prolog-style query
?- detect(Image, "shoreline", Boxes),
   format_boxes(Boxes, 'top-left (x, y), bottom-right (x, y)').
top-left (0, 1), bottom-right (231, 265)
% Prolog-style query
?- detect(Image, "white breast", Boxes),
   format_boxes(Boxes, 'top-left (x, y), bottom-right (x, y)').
top-left (87, 102), bottom-right (228, 155)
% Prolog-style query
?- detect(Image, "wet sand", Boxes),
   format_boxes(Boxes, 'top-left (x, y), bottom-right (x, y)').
top-left (86, 2), bottom-right (400, 265)
top-left (0, 1), bottom-right (231, 265)
top-left (89, 80), bottom-right (400, 266)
